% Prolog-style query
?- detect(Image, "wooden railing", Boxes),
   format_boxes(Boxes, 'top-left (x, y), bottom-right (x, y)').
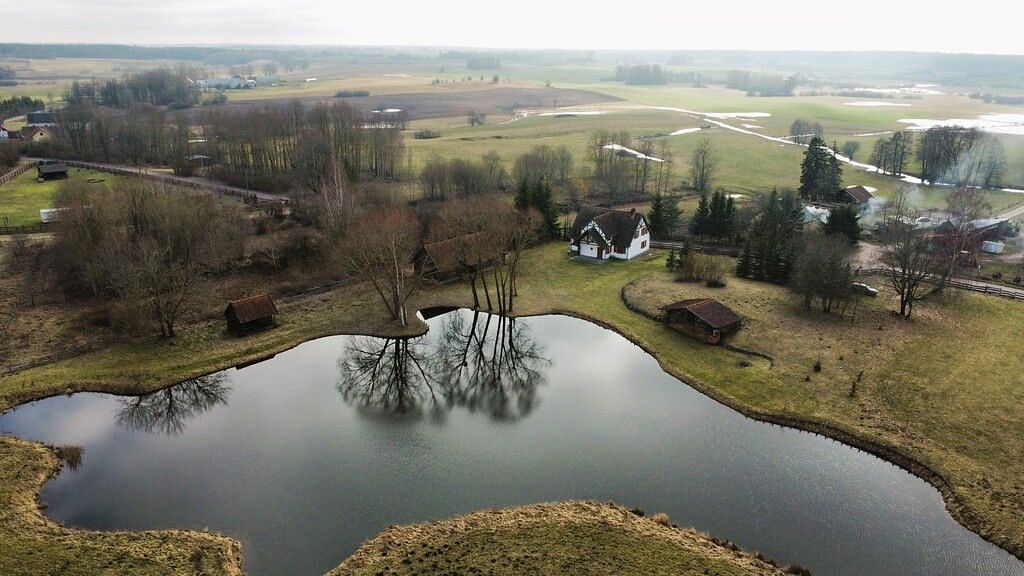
top-left (0, 161), bottom-right (37, 186)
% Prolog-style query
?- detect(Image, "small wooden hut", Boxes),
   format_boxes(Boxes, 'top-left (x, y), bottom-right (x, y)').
top-left (661, 298), bottom-right (742, 345)
top-left (37, 161), bottom-right (68, 181)
top-left (224, 293), bottom-right (278, 335)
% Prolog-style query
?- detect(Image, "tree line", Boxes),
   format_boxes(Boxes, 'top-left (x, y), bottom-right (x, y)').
top-left (64, 67), bottom-right (201, 109)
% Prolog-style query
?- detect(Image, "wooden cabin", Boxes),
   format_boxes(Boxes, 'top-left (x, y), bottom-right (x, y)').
top-left (661, 298), bottom-right (742, 345)
top-left (224, 293), bottom-right (278, 335)
top-left (414, 232), bottom-right (504, 281)
top-left (37, 161), bottom-right (68, 181)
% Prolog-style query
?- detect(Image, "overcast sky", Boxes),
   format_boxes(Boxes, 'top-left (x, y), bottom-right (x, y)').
top-left (6, 0), bottom-right (1023, 55)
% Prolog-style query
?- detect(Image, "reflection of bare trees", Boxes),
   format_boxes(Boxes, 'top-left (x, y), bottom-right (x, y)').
top-left (117, 374), bottom-right (231, 435)
top-left (336, 310), bottom-right (548, 421)
top-left (434, 311), bottom-right (548, 421)
top-left (337, 337), bottom-right (439, 417)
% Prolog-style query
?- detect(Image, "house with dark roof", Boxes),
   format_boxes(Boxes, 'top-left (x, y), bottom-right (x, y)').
top-left (414, 232), bottom-right (505, 281)
top-left (26, 110), bottom-right (57, 126)
top-left (661, 298), bottom-right (742, 344)
top-left (224, 293), bottom-right (278, 335)
top-left (569, 206), bottom-right (650, 261)
top-left (839, 185), bottom-right (876, 205)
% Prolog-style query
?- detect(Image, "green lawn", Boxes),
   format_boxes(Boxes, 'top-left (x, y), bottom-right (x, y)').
top-left (0, 167), bottom-right (130, 227)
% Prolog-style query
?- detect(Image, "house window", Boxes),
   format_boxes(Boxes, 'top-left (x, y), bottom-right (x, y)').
top-left (641, 240), bottom-right (647, 249)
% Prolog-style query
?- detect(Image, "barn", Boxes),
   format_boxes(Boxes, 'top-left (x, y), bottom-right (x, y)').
top-left (224, 294), bottom-right (278, 335)
top-left (839, 185), bottom-right (876, 205)
top-left (569, 206), bottom-right (650, 261)
top-left (661, 298), bottom-right (742, 344)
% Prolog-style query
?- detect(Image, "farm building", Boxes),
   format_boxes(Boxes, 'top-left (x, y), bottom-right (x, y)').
top-left (20, 126), bottom-right (53, 143)
top-left (414, 232), bottom-right (504, 281)
top-left (569, 206), bottom-right (650, 261)
top-left (661, 298), bottom-right (742, 344)
top-left (224, 294), bottom-right (278, 335)
top-left (37, 161), bottom-right (68, 181)
top-left (839, 185), bottom-right (876, 205)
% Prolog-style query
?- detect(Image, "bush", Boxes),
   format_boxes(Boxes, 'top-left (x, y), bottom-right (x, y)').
top-left (650, 512), bottom-right (671, 526)
top-left (0, 141), bottom-right (20, 169)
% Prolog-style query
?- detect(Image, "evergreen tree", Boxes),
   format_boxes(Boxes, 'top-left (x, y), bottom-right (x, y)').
top-left (724, 195), bottom-right (736, 241)
top-left (746, 188), bottom-right (805, 283)
top-left (666, 247), bottom-right (677, 270)
top-left (514, 180), bottom-right (532, 210)
top-left (533, 180), bottom-right (561, 238)
top-left (735, 241), bottom-right (753, 277)
top-left (690, 192), bottom-right (710, 237)
top-left (822, 205), bottom-right (862, 245)
top-left (799, 136), bottom-right (843, 202)
top-left (647, 192), bottom-right (681, 237)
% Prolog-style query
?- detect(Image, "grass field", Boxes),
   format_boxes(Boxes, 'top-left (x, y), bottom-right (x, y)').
top-left (0, 167), bottom-right (133, 227)
top-left (2, 243), bottom-right (1024, 571)
top-left (330, 501), bottom-right (788, 576)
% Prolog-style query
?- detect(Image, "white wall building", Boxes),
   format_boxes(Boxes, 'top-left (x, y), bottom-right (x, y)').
top-left (569, 207), bottom-right (650, 261)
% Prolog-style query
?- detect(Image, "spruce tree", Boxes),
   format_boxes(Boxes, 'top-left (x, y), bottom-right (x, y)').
top-left (648, 192), bottom-right (667, 236)
top-left (533, 180), bottom-right (561, 239)
top-left (690, 192), bottom-right (710, 237)
top-left (822, 205), bottom-right (862, 245)
top-left (666, 247), bottom-right (677, 270)
top-left (736, 241), bottom-right (753, 277)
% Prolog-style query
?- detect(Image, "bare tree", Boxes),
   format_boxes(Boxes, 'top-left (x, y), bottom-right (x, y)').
top-left (342, 207), bottom-right (421, 326)
top-left (690, 136), bottom-right (718, 193)
top-left (934, 186), bottom-right (990, 291)
top-left (879, 188), bottom-right (936, 317)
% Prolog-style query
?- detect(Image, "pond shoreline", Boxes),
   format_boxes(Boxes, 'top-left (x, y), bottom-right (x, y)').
top-left (1, 283), bottom-right (1023, 572)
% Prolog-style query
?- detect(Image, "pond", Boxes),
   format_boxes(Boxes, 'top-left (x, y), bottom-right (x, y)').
top-left (1, 309), bottom-right (1021, 576)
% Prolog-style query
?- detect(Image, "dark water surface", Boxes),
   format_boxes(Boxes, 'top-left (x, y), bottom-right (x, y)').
top-left (1, 310), bottom-right (1021, 576)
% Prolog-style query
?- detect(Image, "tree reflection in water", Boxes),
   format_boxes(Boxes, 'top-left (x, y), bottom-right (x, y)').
top-left (116, 374), bottom-right (231, 435)
top-left (337, 336), bottom-right (440, 418)
top-left (337, 310), bottom-right (549, 421)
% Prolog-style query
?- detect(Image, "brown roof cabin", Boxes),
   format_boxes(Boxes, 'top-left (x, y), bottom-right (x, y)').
top-left (224, 293), bottom-right (278, 335)
top-left (661, 298), bottom-right (742, 345)
top-left (414, 232), bottom-right (504, 281)
top-left (839, 185), bottom-right (876, 205)
top-left (37, 161), bottom-right (68, 181)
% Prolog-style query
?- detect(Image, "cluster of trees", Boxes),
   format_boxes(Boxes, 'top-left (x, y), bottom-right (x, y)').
top-left (869, 131), bottom-right (914, 177)
top-left (203, 101), bottom-right (405, 193)
top-left (821, 205), bottom-right (862, 245)
top-left (465, 54), bottom-right (502, 70)
top-left (791, 234), bottom-right (854, 313)
top-left (690, 190), bottom-right (736, 241)
top-left (0, 96), bottom-right (44, 119)
top-left (512, 144), bottom-right (573, 190)
top-left (50, 181), bottom-right (248, 337)
top-left (336, 90), bottom-right (370, 98)
top-left (420, 152), bottom-right (507, 200)
top-left (798, 136), bottom-right (843, 202)
top-left (514, 179), bottom-right (561, 239)
top-left (666, 242), bottom-right (728, 287)
top-left (467, 111), bottom-right (487, 126)
top-left (735, 190), bottom-right (805, 283)
top-left (588, 130), bottom-right (674, 201)
top-left (0, 140), bottom-right (19, 168)
top-left (789, 119), bottom-right (824, 145)
top-left (64, 67), bottom-right (200, 109)
top-left (915, 126), bottom-right (1005, 188)
top-left (726, 71), bottom-right (801, 96)
top-left (0, 43), bottom-right (305, 65)
top-left (613, 65), bottom-right (669, 85)
top-left (0, 66), bottom-right (15, 86)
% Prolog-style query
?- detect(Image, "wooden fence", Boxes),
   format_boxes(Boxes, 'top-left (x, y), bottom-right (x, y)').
top-left (0, 161), bottom-right (37, 186)
top-left (856, 267), bottom-right (1024, 301)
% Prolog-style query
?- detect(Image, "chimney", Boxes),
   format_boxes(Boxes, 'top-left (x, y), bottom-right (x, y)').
top-left (629, 207), bottom-right (636, 215)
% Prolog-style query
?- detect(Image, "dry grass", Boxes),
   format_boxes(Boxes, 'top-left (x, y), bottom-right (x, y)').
top-left (0, 435), bottom-right (241, 576)
top-left (330, 501), bottom-right (787, 576)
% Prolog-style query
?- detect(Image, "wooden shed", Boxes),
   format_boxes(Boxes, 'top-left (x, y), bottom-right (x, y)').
top-left (661, 298), bottom-right (742, 345)
top-left (37, 161), bottom-right (68, 181)
top-left (414, 232), bottom-right (504, 281)
top-left (224, 293), bottom-right (278, 335)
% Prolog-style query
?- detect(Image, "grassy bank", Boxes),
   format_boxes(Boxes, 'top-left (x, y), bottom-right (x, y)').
top-left (0, 167), bottom-right (131, 227)
top-left (1, 243), bottom-right (1023, 572)
top-left (0, 436), bottom-right (241, 576)
top-left (330, 501), bottom-right (789, 576)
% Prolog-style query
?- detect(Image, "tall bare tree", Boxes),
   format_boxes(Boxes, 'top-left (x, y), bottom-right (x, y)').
top-left (690, 136), bottom-right (718, 193)
top-left (342, 207), bottom-right (421, 326)
top-left (879, 188), bottom-right (936, 317)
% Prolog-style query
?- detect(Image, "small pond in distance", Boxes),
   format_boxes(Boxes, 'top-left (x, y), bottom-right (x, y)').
top-left (1, 309), bottom-right (1021, 576)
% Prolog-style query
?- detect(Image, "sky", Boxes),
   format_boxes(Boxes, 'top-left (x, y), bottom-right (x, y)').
top-left (5, 0), bottom-right (1024, 55)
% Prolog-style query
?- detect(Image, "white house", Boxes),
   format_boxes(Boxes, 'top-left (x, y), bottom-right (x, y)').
top-left (569, 206), bottom-right (650, 261)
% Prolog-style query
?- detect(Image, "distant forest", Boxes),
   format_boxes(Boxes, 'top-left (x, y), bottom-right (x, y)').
top-left (0, 44), bottom-right (306, 66)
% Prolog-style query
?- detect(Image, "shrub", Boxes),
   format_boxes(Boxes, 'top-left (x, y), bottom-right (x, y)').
top-left (650, 512), bottom-right (671, 526)
top-left (0, 140), bottom-right (20, 169)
